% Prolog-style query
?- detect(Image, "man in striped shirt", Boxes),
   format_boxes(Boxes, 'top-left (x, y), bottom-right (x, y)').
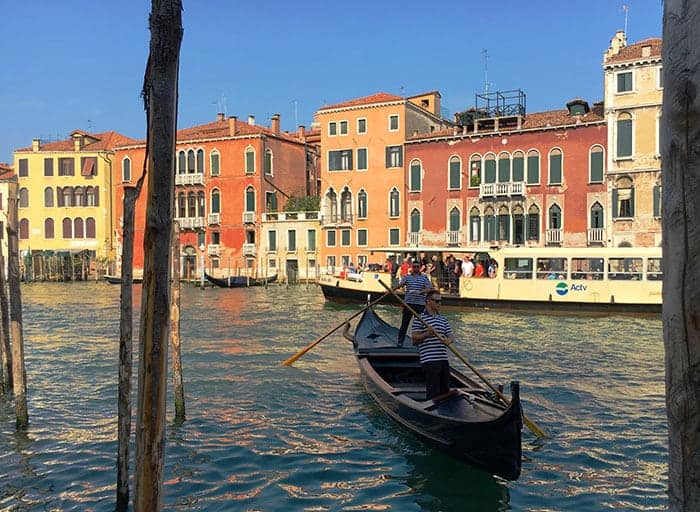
top-left (395, 260), bottom-right (433, 346)
top-left (411, 291), bottom-right (454, 400)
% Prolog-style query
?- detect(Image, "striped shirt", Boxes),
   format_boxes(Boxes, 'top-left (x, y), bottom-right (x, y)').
top-left (412, 311), bottom-right (451, 364)
top-left (398, 272), bottom-right (432, 306)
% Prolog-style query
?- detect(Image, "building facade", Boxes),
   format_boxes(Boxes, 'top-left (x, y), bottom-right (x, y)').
top-left (0, 163), bottom-right (15, 276)
top-left (315, 92), bottom-right (450, 272)
top-left (113, 114), bottom-right (319, 278)
top-left (603, 31), bottom-right (663, 247)
top-left (14, 131), bottom-right (136, 279)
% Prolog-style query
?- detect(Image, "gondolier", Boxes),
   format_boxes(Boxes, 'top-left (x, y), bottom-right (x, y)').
top-left (411, 291), bottom-right (453, 400)
top-left (394, 260), bottom-right (433, 346)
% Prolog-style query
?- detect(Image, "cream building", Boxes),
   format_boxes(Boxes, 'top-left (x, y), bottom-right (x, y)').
top-left (603, 31), bottom-right (663, 247)
top-left (259, 210), bottom-right (320, 283)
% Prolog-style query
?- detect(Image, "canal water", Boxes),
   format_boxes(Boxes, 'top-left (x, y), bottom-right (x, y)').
top-left (0, 283), bottom-right (666, 511)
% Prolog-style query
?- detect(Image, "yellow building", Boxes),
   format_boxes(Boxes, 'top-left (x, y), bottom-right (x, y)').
top-left (314, 92), bottom-right (449, 273)
top-left (14, 130), bottom-right (136, 279)
top-left (603, 31), bottom-right (663, 247)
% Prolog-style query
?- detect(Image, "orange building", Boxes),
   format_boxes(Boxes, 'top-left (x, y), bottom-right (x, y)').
top-left (113, 114), bottom-right (319, 277)
top-left (405, 92), bottom-right (608, 248)
top-left (315, 92), bottom-right (450, 272)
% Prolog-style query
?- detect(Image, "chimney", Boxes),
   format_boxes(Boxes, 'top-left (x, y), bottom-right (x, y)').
top-left (73, 134), bottom-right (84, 151)
top-left (271, 114), bottom-right (280, 135)
top-left (297, 125), bottom-right (305, 142)
top-left (32, 138), bottom-right (41, 152)
top-left (217, 112), bottom-right (225, 122)
top-left (229, 116), bottom-right (237, 136)
top-left (248, 115), bottom-right (255, 126)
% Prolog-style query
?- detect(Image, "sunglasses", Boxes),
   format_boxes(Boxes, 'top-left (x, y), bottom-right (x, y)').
top-left (429, 297), bottom-right (442, 303)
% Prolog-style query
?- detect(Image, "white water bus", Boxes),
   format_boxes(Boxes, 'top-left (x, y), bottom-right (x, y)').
top-left (318, 246), bottom-right (662, 314)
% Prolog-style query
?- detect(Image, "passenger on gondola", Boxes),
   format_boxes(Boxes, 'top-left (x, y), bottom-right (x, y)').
top-left (412, 291), bottom-right (454, 400)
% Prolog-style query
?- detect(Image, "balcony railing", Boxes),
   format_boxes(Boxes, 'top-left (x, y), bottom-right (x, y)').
top-left (242, 243), bottom-right (256, 256)
top-left (479, 181), bottom-right (526, 198)
top-left (243, 211), bottom-right (256, 224)
top-left (321, 214), bottom-right (354, 226)
top-left (407, 232), bottom-right (422, 246)
top-left (262, 211), bottom-right (320, 222)
top-left (587, 227), bottom-right (605, 245)
top-left (175, 216), bottom-right (206, 229)
top-left (446, 230), bottom-right (460, 246)
top-left (208, 213), bottom-right (220, 225)
top-left (175, 173), bottom-right (205, 186)
top-left (546, 228), bottom-right (563, 245)
top-left (207, 244), bottom-right (220, 256)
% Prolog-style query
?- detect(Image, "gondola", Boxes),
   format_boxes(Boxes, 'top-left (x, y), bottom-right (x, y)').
top-left (347, 306), bottom-right (523, 481)
top-left (204, 272), bottom-right (277, 288)
top-left (103, 275), bottom-right (143, 284)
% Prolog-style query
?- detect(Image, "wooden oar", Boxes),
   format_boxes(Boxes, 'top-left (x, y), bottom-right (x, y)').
top-left (377, 279), bottom-right (547, 439)
top-left (281, 291), bottom-right (390, 366)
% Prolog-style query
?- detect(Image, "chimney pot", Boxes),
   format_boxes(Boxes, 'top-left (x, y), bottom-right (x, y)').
top-left (32, 138), bottom-right (41, 152)
top-left (217, 112), bottom-right (225, 122)
top-left (229, 116), bottom-right (238, 136)
top-left (271, 114), bottom-right (280, 135)
top-left (297, 125), bottom-right (306, 142)
top-left (248, 115), bottom-right (255, 126)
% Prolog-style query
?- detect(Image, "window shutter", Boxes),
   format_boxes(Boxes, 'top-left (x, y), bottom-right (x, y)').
top-left (630, 187), bottom-right (635, 217)
top-left (385, 147), bottom-right (391, 168)
top-left (617, 119), bottom-right (633, 157)
top-left (590, 151), bottom-right (604, 182)
top-left (612, 189), bottom-right (618, 218)
top-left (485, 159), bottom-right (496, 183)
top-left (57, 187), bottom-right (64, 207)
top-left (549, 153), bottom-right (562, 184)
top-left (653, 185), bottom-right (661, 217)
top-left (527, 155), bottom-right (539, 184)
top-left (512, 157), bottom-right (524, 181)
top-left (498, 157), bottom-right (510, 182)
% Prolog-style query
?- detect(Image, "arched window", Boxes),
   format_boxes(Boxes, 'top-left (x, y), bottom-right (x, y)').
top-left (86, 218), bottom-right (96, 238)
top-left (527, 204), bottom-right (540, 241)
top-left (187, 149), bottom-right (195, 173)
top-left (326, 188), bottom-right (337, 221)
top-left (512, 204), bottom-right (525, 245)
top-left (448, 156), bottom-right (461, 190)
top-left (245, 147), bottom-right (255, 174)
top-left (211, 189), bottom-right (221, 214)
top-left (589, 146), bottom-right (605, 183)
top-left (512, 151), bottom-right (525, 182)
top-left (591, 202), bottom-right (604, 229)
top-left (410, 209), bottom-right (421, 233)
top-left (210, 150), bottom-right (220, 176)
top-left (449, 207), bottom-right (461, 231)
top-left (178, 151), bottom-right (186, 174)
top-left (340, 187), bottom-right (352, 221)
top-left (74, 186), bottom-right (84, 207)
top-left (19, 188), bottom-right (29, 208)
top-left (187, 192), bottom-right (196, 217)
top-left (264, 148), bottom-right (273, 175)
top-left (197, 191), bottom-right (205, 217)
top-left (44, 187), bottom-right (54, 207)
top-left (357, 190), bottom-right (367, 219)
top-left (122, 157), bottom-right (132, 182)
top-left (617, 112), bottom-right (633, 158)
top-left (484, 206), bottom-right (496, 242)
top-left (19, 219), bottom-right (29, 239)
top-left (389, 188), bottom-right (400, 217)
top-left (86, 187), bottom-right (96, 206)
top-left (245, 187), bottom-right (255, 212)
top-left (498, 152), bottom-right (511, 183)
top-left (526, 150), bottom-right (540, 185)
top-left (469, 154), bottom-right (482, 188)
top-left (548, 148), bottom-right (563, 185)
top-left (177, 192), bottom-right (186, 218)
top-left (549, 204), bottom-right (562, 229)
top-left (498, 205), bottom-right (510, 242)
top-left (62, 188), bottom-right (73, 207)
top-left (62, 218), bottom-right (72, 238)
top-left (484, 154), bottom-right (497, 184)
top-left (74, 218), bottom-right (84, 238)
top-left (44, 218), bottom-right (54, 239)
top-left (409, 160), bottom-right (422, 192)
top-left (613, 176), bottom-right (634, 218)
top-left (469, 206), bottom-right (481, 242)
top-left (196, 149), bottom-right (204, 173)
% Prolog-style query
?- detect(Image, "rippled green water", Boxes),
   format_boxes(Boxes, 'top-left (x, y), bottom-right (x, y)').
top-left (0, 282), bottom-right (667, 511)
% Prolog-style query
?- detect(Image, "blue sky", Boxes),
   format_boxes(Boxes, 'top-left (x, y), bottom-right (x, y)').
top-left (0, 0), bottom-right (663, 165)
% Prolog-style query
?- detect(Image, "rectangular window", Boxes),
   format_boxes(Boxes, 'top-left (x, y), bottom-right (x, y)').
top-left (590, 150), bottom-right (604, 182)
top-left (389, 228), bottom-right (400, 245)
top-left (328, 150), bottom-right (353, 171)
top-left (609, 257), bottom-right (642, 280)
top-left (617, 119), bottom-right (633, 158)
top-left (81, 157), bottom-right (97, 177)
top-left (613, 188), bottom-right (635, 218)
top-left (44, 158), bottom-right (54, 176)
top-left (245, 151), bottom-right (255, 174)
top-left (449, 159), bottom-right (461, 189)
top-left (268, 230), bottom-right (277, 251)
top-left (617, 71), bottom-right (633, 93)
top-left (357, 229), bottom-right (368, 246)
top-left (326, 230), bottom-right (336, 247)
top-left (341, 228), bottom-right (351, 246)
top-left (58, 158), bottom-right (75, 176)
top-left (385, 146), bottom-right (403, 168)
top-left (549, 153), bottom-right (562, 185)
top-left (357, 148), bottom-right (367, 170)
top-left (339, 120), bottom-right (348, 135)
top-left (526, 155), bottom-right (539, 184)
top-left (210, 153), bottom-right (220, 175)
top-left (307, 229), bottom-right (316, 251)
top-left (389, 114), bottom-right (399, 131)
top-left (504, 258), bottom-right (533, 280)
top-left (18, 159), bottom-right (28, 177)
top-left (357, 118), bottom-right (367, 134)
top-left (647, 258), bottom-right (663, 280)
top-left (512, 156), bottom-right (524, 182)
top-left (287, 230), bottom-right (297, 251)
top-left (329, 122), bottom-right (337, 136)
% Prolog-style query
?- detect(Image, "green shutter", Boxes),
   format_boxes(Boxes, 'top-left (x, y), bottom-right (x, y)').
top-left (653, 185), bottom-right (661, 217)
top-left (590, 151), bottom-right (604, 182)
top-left (527, 155), bottom-right (539, 184)
top-left (411, 163), bottom-right (421, 191)
top-left (485, 159), bottom-right (496, 183)
top-left (449, 160), bottom-right (460, 189)
top-left (512, 156), bottom-right (524, 181)
top-left (498, 157), bottom-right (510, 182)
top-left (612, 189), bottom-right (618, 218)
top-left (549, 153), bottom-right (562, 184)
top-left (630, 187), bottom-right (635, 217)
top-left (617, 119), bottom-right (633, 157)
top-left (246, 151), bottom-right (255, 172)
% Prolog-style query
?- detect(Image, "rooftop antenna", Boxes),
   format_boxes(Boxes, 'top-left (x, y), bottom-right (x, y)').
top-left (482, 48), bottom-right (493, 94)
top-left (622, 4), bottom-right (629, 35)
top-left (87, 119), bottom-right (92, 130)
top-left (292, 99), bottom-right (298, 127)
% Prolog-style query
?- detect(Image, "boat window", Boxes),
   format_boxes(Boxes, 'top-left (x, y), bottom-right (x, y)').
top-left (571, 258), bottom-right (604, 280)
top-left (608, 257), bottom-right (643, 280)
top-left (536, 258), bottom-right (568, 279)
top-left (647, 258), bottom-right (663, 281)
top-left (503, 257), bottom-right (532, 279)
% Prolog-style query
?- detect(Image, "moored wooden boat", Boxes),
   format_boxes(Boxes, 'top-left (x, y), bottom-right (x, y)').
top-left (349, 306), bottom-right (523, 480)
top-left (204, 272), bottom-right (277, 288)
top-left (104, 275), bottom-right (143, 284)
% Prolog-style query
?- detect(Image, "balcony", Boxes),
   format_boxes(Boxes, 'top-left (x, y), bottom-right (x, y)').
top-left (262, 211), bottom-right (320, 222)
top-left (207, 244), bottom-right (220, 256)
top-left (321, 213), bottom-right (353, 226)
top-left (587, 227), bottom-right (605, 245)
top-left (175, 216), bottom-right (206, 230)
top-left (407, 232), bottom-right (422, 246)
top-left (208, 213), bottom-right (220, 225)
top-left (546, 228), bottom-right (563, 245)
top-left (446, 230), bottom-right (460, 246)
top-left (479, 181), bottom-right (526, 199)
top-left (243, 211), bottom-right (256, 224)
top-left (242, 243), bottom-right (256, 256)
top-left (175, 172), bottom-right (205, 186)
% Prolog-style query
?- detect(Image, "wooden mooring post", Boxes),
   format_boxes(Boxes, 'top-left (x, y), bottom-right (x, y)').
top-left (170, 223), bottom-right (185, 422)
top-left (0, 247), bottom-right (11, 394)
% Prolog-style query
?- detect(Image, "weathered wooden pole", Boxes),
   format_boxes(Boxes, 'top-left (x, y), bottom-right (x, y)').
top-left (662, 2), bottom-right (700, 510)
top-left (0, 247), bottom-right (10, 394)
top-left (116, 178), bottom-right (144, 511)
top-left (133, 1), bottom-right (182, 510)
top-left (170, 223), bottom-right (185, 422)
top-left (7, 182), bottom-right (28, 428)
